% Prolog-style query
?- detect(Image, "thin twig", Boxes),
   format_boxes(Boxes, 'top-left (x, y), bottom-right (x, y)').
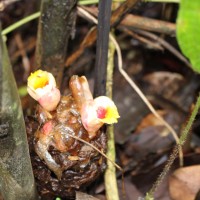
top-left (77, 7), bottom-right (98, 23)
top-left (120, 14), bottom-right (176, 36)
top-left (119, 27), bottom-right (164, 50)
top-left (66, 132), bottom-right (122, 171)
top-left (67, 0), bottom-right (139, 66)
top-left (78, 0), bottom-right (125, 5)
top-left (134, 29), bottom-right (192, 69)
top-left (14, 34), bottom-right (31, 80)
top-left (109, 33), bottom-right (183, 166)
top-left (80, 7), bottom-right (176, 36)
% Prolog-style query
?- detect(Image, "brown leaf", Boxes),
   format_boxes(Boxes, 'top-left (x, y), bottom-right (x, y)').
top-left (143, 71), bottom-right (184, 100)
top-left (169, 165), bottom-right (200, 200)
top-left (136, 110), bottom-right (167, 132)
top-left (76, 191), bottom-right (100, 200)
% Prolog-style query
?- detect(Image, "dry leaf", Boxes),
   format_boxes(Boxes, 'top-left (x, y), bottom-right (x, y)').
top-left (76, 191), bottom-right (100, 200)
top-left (68, 155), bottom-right (79, 161)
top-left (169, 165), bottom-right (200, 200)
top-left (136, 110), bottom-right (167, 131)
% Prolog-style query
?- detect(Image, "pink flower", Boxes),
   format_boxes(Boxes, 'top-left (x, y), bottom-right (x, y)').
top-left (69, 75), bottom-right (120, 138)
top-left (27, 70), bottom-right (60, 111)
top-left (81, 96), bottom-right (120, 137)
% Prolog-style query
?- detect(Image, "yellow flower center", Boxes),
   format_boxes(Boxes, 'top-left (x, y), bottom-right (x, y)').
top-left (98, 106), bottom-right (120, 124)
top-left (28, 70), bottom-right (49, 89)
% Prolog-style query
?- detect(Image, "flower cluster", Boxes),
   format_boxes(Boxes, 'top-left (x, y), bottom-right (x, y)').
top-left (27, 70), bottom-right (120, 136)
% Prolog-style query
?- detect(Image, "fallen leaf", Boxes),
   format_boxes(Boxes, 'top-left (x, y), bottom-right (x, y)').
top-left (76, 191), bottom-right (100, 200)
top-left (118, 177), bottom-right (143, 200)
top-left (143, 71), bottom-right (184, 100)
top-left (68, 155), bottom-right (79, 161)
top-left (169, 165), bottom-right (200, 200)
top-left (136, 110), bottom-right (168, 131)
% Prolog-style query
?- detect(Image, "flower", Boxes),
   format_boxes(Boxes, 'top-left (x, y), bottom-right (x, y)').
top-left (69, 75), bottom-right (120, 137)
top-left (94, 96), bottom-right (120, 124)
top-left (27, 70), bottom-right (61, 111)
top-left (81, 96), bottom-right (120, 137)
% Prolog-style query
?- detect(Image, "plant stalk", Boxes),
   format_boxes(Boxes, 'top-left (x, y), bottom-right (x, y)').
top-left (104, 36), bottom-right (120, 200)
top-left (146, 94), bottom-right (200, 199)
top-left (35, 0), bottom-right (77, 88)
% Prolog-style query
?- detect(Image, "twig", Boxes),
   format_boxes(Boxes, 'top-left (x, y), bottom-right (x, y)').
top-left (66, 0), bottom-right (139, 66)
top-left (120, 14), bottom-right (176, 36)
top-left (134, 29), bottom-right (192, 69)
top-left (11, 37), bottom-right (36, 61)
top-left (80, 7), bottom-right (176, 36)
top-left (67, 3), bottom-right (175, 67)
top-left (65, 130), bottom-right (122, 171)
top-left (14, 34), bottom-right (31, 80)
top-left (119, 27), bottom-right (164, 50)
top-left (78, 0), bottom-right (125, 5)
top-left (108, 33), bottom-right (183, 166)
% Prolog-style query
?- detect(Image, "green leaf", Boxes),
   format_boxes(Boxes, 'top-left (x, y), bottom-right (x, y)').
top-left (176, 0), bottom-right (200, 73)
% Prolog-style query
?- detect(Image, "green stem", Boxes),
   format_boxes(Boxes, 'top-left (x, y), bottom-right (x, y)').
top-left (79, 0), bottom-right (125, 4)
top-left (144, 0), bottom-right (179, 2)
top-left (179, 94), bottom-right (200, 144)
top-left (1, 12), bottom-right (40, 36)
top-left (146, 94), bottom-right (200, 199)
top-left (1, 0), bottom-right (180, 36)
top-left (104, 34), bottom-right (119, 200)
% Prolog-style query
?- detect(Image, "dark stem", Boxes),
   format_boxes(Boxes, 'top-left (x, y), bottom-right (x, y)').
top-left (36, 0), bottom-right (77, 88)
top-left (94, 0), bottom-right (112, 97)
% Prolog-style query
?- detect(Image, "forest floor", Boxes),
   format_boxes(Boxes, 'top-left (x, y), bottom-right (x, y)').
top-left (1, 1), bottom-right (200, 200)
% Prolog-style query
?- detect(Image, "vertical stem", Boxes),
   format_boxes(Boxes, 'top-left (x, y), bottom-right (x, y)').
top-left (36, 0), bottom-right (77, 88)
top-left (146, 94), bottom-right (200, 199)
top-left (94, 0), bottom-right (112, 97)
top-left (0, 26), bottom-right (38, 200)
top-left (104, 36), bottom-right (119, 200)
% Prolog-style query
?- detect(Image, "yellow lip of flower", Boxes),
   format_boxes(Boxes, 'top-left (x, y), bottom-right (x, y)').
top-left (28, 70), bottom-right (49, 90)
top-left (94, 96), bottom-right (120, 124)
top-left (97, 106), bottom-right (120, 124)
top-left (27, 70), bottom-right (57, 101)
top-left (27, 70), bottom-right (61, 111)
